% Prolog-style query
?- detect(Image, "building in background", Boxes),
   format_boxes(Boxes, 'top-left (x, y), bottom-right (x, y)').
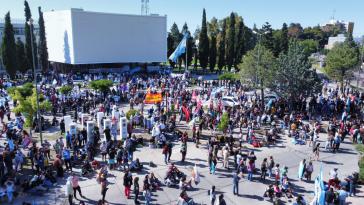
top-left (44, 9), bottom-right (167, 73)
top-left (0, 18), bottom-right (39, 73)
top-left (325, 34), bottom-right (347, 50)
top-left (321, 19), bottom-right (354, 36)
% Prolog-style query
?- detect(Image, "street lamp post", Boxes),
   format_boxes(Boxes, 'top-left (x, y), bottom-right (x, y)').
top-left (253, 30), bottom-right (268, 110)
top-left (28, 18), bottom-right (43, 144)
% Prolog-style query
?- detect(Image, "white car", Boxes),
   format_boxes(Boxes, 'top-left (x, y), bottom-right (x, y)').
top-left (222, 96), bottom-right (239, 107)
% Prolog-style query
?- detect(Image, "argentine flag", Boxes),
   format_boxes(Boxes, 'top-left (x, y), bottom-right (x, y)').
top-left (169, 33), bottom-right (189, 63)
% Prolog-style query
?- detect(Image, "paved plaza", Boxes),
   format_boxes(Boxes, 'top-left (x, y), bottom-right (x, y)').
top-left (8, 102), bottom-right (363, 205)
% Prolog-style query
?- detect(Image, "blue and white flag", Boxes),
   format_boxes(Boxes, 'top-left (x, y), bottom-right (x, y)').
top-left (313, 164), bottom-right (326, 205)
top-left (169, 34), bottom-right (188, 63)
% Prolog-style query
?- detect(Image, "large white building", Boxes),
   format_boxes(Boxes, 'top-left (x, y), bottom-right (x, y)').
top-left (43, 9), bottom-right (167, 71)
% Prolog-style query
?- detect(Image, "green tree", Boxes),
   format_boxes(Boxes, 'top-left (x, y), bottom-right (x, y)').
top-left (299, 39), bottom-right (318, 57)
top-left (16, 37), bottom-right (27, 73)
top-left (325, 42), bottom-right (359, 92)
top-left (281, 23), bottom-right (289, 53)
top-left (7, 82), bottom-right (34, 99)
top-left (234, 21), bottom-right (244, 69)
top-left (198, 9), bottom-right (209, 71)
top-left (13, 88), bottom-right (52, 127)
top-left (217, 19), bottom-right (226, 72)
top-left (272, 30), bottom-right (283, 57)
top-left (209, 34), bottom-right (217, 72)
top-left (24, 0), bottom-right (37, 71)
top-left (226, 12), bottom-right (236, 71)
top-left (38, 7), bottom-right (48, 73)
top-left (275, 40), bottom-right (322, 99)
top-left (218, 112), bottom-right (229, 133)
top-left (239, 44), bottom-right (275, 108)
top-left (260, 22), bottom-right (274, 52)
top-left (1, 12), bottom-right (17, 79)
top-left (90, 79), bottom-right (113, 99)
top-left (288, 23), bottom-right (303, 39)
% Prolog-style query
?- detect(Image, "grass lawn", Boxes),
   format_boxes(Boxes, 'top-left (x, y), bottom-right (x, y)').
top-left (355, 144), bottom-right (364, 182)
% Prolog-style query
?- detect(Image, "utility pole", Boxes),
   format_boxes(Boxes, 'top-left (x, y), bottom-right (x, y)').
top-left (28, 18), bottom-right (43, 144)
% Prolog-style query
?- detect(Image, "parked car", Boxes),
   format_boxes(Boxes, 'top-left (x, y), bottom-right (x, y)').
top-left (222, 96), bottom-right (239, 107)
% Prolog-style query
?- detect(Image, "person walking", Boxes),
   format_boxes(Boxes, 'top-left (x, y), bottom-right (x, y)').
top-left (100, 177), bottom-right (108, 203)
top-left (71, 173), bottom-right (83, 199)
top-left (232, 170), bottom-right (240, 196)
top-left (133, 177), bottom-right (140, 204)
top-left (123, 170), bottom-right (133, 199)
top-left (209, 185), bottom-right (216, 205)
top-left (65, 177), bottom-right (73, 205)
top-left (162, 144), bottom-right (168, 164)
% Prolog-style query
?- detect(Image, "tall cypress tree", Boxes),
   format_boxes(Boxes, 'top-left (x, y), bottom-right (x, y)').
top-left (261, 22), bottom-right (274, 52)
top-left (217, 19), bottom-right (226, 72)
top-left (198, 9), bottom-right (209, 71)
top-left (1, 12), bottom-right (17, 79)
top-left (234, 20), bottom-right (244, 69)
top-left (209, 34), bottom-right (217, 72)
top-left (16, 37), bottom-right (27, 73)
top-left (38, 7), bottom-right (48, 73)
top-left (226, 12), bottom-right (236, 71)
top-left (281, 23), bottom-right (289, 53)
top-left (24, 0), bottom-right (37, 71)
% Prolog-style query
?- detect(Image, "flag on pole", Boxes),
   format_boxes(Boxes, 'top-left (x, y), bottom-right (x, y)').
top-left (169, 33), bottom-right (188, 62)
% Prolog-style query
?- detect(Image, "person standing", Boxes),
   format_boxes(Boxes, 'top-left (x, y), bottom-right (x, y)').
top-left (260, 158), bottom-right (268, 180)
top-left (63, 148), bottom-right (72, 172)
top-left (338, 187), bottom-right (349, 205)
top-left (218, 194), bottom-right (226, 205)
top-left (133, 177), bottom-right (140, 204)
top-left (71, 173), bottom-right (83, 199)
top-left (232, 171), bottom-right (240, 196)
top-left (123, 170), bottom-right (133, 199)
top-left (222, 146), bottom-right (229, 169)
top-left (143, 188), bottom-right (152, 205)
top-left (180, 142), bottom-right (187, 162)
top-left (268, 156), bottom-right (275, 178)
top-left (305, 161), bottom-right (314, 181)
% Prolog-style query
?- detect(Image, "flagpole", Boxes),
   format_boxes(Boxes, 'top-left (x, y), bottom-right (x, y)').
top-left (185, 35), bottom-right (188, 73)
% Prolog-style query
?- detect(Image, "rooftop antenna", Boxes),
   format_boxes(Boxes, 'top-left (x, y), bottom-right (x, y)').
top-left (141, 0), bottom-right (150, 15)
top-left (332, 9), bottom-right (336, 20)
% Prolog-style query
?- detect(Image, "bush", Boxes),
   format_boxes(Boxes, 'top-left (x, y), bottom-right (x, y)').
top-left (59, 85), bottom-right (73, 95)
top-left (126, 109), bottom-right (138, 120)
top-left (218, 73), bottom-right (238, 80)
top-left (359, 157), bottom-right (364, 182)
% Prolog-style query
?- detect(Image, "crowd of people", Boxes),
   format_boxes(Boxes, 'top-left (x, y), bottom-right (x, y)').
top-left (0, 71), bottom-right (363, 205)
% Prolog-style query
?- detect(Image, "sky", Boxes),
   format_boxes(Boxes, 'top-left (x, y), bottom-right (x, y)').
top-left (0, 0), bottom-right (363, 37)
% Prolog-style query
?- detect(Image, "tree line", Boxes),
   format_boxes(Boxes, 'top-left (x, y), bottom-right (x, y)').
top-left (167, 9), bottom-right (360, 74)
top-left (1, 0), bottom-right (48, 79)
